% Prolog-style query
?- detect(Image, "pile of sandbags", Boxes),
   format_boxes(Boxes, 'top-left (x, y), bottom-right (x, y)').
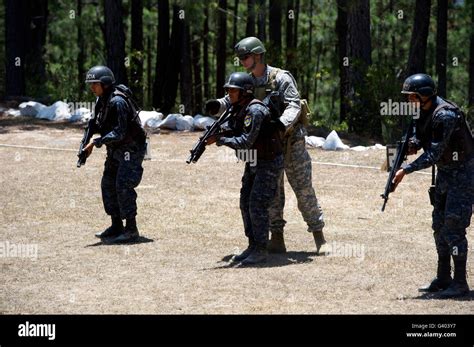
top-left (139, 110), bottom-right (163, 128)
top-left (70, 108), bottom-right (93, 123)
top-left (37, 101), bottom-right (72, 121)
top-left (305, 130), bottom-right (349, 151)
top-left (7, 99), bottom-right (220, 132)
top-left (17, 100), bottom-right (74, 121)
top-left (305, 130), bottom-right (385, 151)
top-left (193, 114), bottom-right (216, 130)
top-left (19, 101), bottom-right (46, 117)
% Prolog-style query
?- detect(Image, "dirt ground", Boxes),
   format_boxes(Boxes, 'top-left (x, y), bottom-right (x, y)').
top-left (0, 117), bottom-right (473, 314)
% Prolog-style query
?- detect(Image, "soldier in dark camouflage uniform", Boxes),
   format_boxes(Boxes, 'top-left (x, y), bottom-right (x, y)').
top-left (82, 66), bottom-right (147, 244)
top-left (393, 73), bottom-right (474, 298)
top-left (208, 72), bottom-right (284, 264)
top-left (206, 37), bottom-right (326, 254)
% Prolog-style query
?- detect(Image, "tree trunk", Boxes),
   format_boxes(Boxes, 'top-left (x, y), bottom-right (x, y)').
top-left (162, 5), bottom-right (182, 113)
top-left (435, 0), bottom-right (447, 98)
top-left (153, 0), bottom-right (169, 109)
top-left (389, 0), bottom-right (396, 65)
top-left (246, 0), bottom-right (256, 37)
top-left (5, 0), bottom-right (27, 98)
top-left (233, 0), bottom-right (239, 45)
top-left (304, 0), bottom-right (314, 98)
top-left (336, 0), bottom-right (348, 122)
top-left (203, 6), bottom-right (210, 99)
top-left (286, 0), bottom-right (294, 50)
top-left (405, 0), bottom-right (431, 77)
top-left (268, 0), bottom-right (282, 67)
top-left (285, 0), bottom-right (294, 70)
top-left (24, 0), bottom-right (48, 98)
top-left (131, 0), bottom-right (144, 104)
top-left (77, 0), bottom-right (85, 98)
top-left (293, 0), bottom-right (299, 48)
top-left (216, 0), bottom-right (227, 98)
top-left (180, 20), bottom-right (193, 115)
top-left (192, 37), bottom-right (203, 114)
top-left (104, 0), bottom-right (127, 85)
top-left (346, 0), bottom-right (372, 133)
top-left (312, 41), bottom-right (323, 105)
top-left (469, 0), bottom-right (474, 113)
top-left (147, 36), bottom-right (152, 106)
top-left (257, 0), bottom-right (266, 42)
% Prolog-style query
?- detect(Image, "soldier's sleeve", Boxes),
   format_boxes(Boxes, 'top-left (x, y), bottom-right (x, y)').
top-left (402, 110), bottom-right (458, 173)
top-left (93, 97), bottom-right (129, 148)
top-left (276, 72), bottom-right (301, 131)
top-left (217, 105), bottom-right (266, 150)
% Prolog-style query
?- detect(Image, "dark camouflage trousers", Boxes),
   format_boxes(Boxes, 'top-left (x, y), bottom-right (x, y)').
top-left (432, 158), bottom-right (473, 257)
top-left (101, 142), bottom-right (146, 220)
top-left (240, 154), bottom-right (284, 247)
top-left (269, 123), bottom-right (325, 233)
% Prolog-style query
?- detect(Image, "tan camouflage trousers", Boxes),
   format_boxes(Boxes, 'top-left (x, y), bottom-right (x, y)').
top-left (269, 123), bottom-right (325, 233)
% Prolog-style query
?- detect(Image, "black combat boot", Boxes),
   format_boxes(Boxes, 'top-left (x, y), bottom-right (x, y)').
top-left (267, 232), bottom-right (286, 253)
top-left (95, 216), bottom-right (124, 239)
top-left (234, 239), bottom-right (256, 262)
top-left (107, 217), bottom-right (139, 244)
top-left (419, 254), bottom-right (453, 292)
top-left (439, 255), bottom-right (470, 299)
top-left (241, 245), bottom-right (268, 265)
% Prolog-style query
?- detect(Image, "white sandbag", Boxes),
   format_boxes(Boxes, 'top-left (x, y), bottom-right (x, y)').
top-left (373, 143), bottom-right (386, 150)
top-left (158, 113), bottom-right (181, 130)
top-left (193, 114), bottom-right (215, 130)
top-left (350, 146), bottom-right (369, 152)
top-left (6, 108), bottom-right (21, 117)
top-left (70, 107), bottom-right (93, 123)
top-left (146, 117), bottom-right (163, 128)
top-left (305, 136), bottom-right (326, 148)
top-left (19, 101), bottom-right (46, 117)
top-left (176, 115), bottom-right (194, 131)
top-left (322, 130), bottom-right (349, 151)
top-left (139, 110), bottom-right (163, 128)
top-left (37, 101), bottom-right (72, 121)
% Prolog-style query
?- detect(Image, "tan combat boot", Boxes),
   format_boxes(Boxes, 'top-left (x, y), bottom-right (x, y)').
top-left (267, 232), bottom-right (286, 253)
top-left (313, 230), bottom-right (328, 255)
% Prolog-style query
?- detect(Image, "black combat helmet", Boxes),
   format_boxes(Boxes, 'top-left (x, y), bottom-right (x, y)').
top-left (401, 73), bottom-right (436, 97)
top-left (234, 37), bottom-right (266, 58)
top-left (85, 65), bottom-right (115, 86)
top-left (224, 72), bottom-right (255, 95)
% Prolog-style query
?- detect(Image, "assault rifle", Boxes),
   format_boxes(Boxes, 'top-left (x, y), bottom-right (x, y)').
top-left (77, 118), bottom-right (96, 168)
top-left (381, 120), bottom-right (415, 211)
top-left (186, 106), bottom-right (234, 164)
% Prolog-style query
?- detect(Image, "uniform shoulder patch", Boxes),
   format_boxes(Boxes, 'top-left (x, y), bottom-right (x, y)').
top-left (244, 114), bottom-right (252, 127)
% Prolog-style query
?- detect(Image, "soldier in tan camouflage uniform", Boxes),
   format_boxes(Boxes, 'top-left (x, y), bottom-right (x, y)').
top-left (205, 37), bottom-right (327, 254)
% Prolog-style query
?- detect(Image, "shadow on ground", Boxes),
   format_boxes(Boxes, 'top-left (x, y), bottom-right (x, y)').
top-left (412, 290), bottom-right (474, 301)
top-left (85, 235), bottom-right (154, 247)
top-left (205, 251), bottom-right (320, 270)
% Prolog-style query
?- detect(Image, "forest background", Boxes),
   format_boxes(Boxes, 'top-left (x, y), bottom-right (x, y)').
top-left (2, 0), bottom-right (474, 142)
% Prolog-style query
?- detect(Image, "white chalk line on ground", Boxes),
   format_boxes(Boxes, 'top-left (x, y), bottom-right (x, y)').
top-left (0, 142), bottom-right (431, 175)
top-left (0, 143), bottom-right (77, 152)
